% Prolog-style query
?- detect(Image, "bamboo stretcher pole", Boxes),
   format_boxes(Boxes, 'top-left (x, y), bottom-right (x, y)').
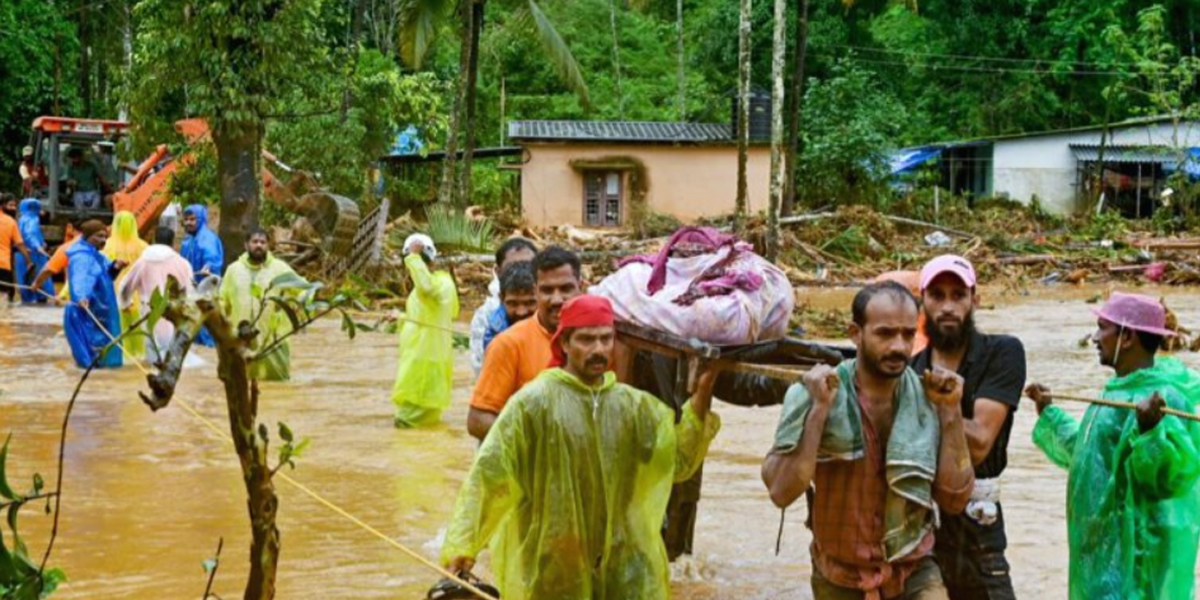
top-left (1028, 392), bottom-right (1200, 423)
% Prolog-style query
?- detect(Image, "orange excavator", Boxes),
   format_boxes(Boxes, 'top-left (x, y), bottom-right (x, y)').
top-left (27, 116), bottom-right (360, 254)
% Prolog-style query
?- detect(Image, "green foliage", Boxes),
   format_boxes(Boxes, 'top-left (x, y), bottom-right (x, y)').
top-left (820, 225), bottom-right (869, 261)
top-left (0, 0), bottom-right (79, 193)
top-left (267, 49), bottom-right (449, 198)
top-left (273, 422), bottom-right (310, 473)
top-left (0, 436), bottom-right (66, 599)
top-left (795, 59), bottom-right (906, 210)
top-left (166, 146), bottom-right (221, 209)
top-left (1080, 210), bottom-right (1130, 241)
top-left (421, 204), bottom-right (496, 253)
top-left (133, 0), bottom-right (329, 135)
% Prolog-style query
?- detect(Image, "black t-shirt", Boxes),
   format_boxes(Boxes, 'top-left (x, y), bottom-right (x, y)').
top-left (911, 330), bottom-right (1026, 478)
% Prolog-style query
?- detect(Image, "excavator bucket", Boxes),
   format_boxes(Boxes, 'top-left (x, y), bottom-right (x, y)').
top-left (296, 192), bottom-right (361, 256)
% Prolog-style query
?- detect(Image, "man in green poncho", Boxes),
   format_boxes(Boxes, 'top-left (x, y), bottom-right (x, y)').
top-left (219, 228), bottom-right (303, 381)
top-left (391, 234), bottom-right (460, 428)
top-left (1027, 292), bottom-right (1200, 600)
top-left (441, 295), bottom-right (721, 600)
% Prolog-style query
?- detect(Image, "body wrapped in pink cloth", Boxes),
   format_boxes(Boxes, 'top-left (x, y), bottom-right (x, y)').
top-left (590, 227), bottom-right (794, 345)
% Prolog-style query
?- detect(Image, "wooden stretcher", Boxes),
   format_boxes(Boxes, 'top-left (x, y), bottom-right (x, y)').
top-left (614, 320), bottom-right (850, 392)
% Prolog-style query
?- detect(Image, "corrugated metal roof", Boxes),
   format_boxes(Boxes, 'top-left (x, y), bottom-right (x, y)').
top-left (1070, 144), bottom-right (1180, 163)
top-left (508, 120), bottom-right (733, 143)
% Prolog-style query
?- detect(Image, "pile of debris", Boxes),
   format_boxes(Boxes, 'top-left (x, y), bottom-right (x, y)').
top-left (335, 202), bottom-right (1200, 342)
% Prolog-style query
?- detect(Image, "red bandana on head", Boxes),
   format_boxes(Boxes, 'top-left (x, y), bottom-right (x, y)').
top-left (549, 295), bottom-right (616, 368)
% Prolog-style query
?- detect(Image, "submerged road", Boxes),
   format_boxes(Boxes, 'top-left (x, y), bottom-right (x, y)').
top-left (2, 286), bottom-right (1199, 598)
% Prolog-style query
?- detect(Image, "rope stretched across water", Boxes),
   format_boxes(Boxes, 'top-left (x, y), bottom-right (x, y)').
top-left (6, 281), bottom-right (499, 600)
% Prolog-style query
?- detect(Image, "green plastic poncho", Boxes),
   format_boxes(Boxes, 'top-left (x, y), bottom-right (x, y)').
top-left (390, 253), bottom-right (459, 425)
top-left (441, 368), bottom-right (721, 600)
top-left (218, 252), bottom-right (300, 381)
top-left (1032, 356), bottom-right (1200, 600)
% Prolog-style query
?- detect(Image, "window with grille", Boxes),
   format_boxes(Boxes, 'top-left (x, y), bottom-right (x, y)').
top-left (583, 170), bottom-right (622, 227)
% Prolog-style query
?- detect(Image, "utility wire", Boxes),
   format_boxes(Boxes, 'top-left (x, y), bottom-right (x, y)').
top-left (830, 43), bottom-right (1153, 68)
top-left (838, 54), bottom-right (1144, 77)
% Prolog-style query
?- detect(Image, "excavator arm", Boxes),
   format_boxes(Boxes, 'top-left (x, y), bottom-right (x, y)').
top-left (112, 119), bottom-right (359, 254)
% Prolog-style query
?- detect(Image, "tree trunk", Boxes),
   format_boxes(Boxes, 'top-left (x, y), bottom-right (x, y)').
top-left (437, 2), bottom-right (473, 205)
top-left (766, 0), bottom-right (786, 260)
top-left (213, 124), bottom-right (262, 269)
top-left (119, 0), bottom-right (133, 122)
top-left (609, 0), bottom-right (625, 118)
top-left (456, 0), bottom-right (485, 207)
top-left (220, 356), bottom-right (279, 600)
top-left (145, 301), bottom-right (280, 600)
top-left (735, 0), bottom-right (752, 229)
top-left (781, 0), bottom-right (809, 217)
top-left (79, 0), bottom-right (91, 116)
top-left (676, 0), bottom-right (685, 119)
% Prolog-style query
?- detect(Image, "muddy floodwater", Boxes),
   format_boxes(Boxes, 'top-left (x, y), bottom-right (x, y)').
top-left (3, 286), bottom-right (1200, 599)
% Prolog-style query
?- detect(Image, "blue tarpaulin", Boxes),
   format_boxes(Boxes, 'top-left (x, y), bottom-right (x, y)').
top-left (889, 146), bottom-right (943, 175)
top-left (1162, 148), bottom-right (1200, 180)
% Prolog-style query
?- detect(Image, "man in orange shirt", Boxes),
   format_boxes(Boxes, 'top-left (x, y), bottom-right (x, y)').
top-left (0, 202), bottom-right (32, 304)
top-left (31, 224), bottom-right (81, 302)
top-left (467, 246), bottom-right (582, 441)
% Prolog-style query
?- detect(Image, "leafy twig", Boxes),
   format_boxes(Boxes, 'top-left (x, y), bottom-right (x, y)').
top-left (0, 492), bottom-right (58, 510)
top-left (250, 304), bottom-right (341, 363)
top-left (38, 311), bottom-right (152, 575)
top-left (38, 353), bottom-right (100, 575)
top-left (203, 537), bottom-right (224, 599)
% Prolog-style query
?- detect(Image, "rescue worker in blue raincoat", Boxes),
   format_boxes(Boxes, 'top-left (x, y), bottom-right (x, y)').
top-left (180, 204), bottom-right (224, 347)
top-left (64, 219), bottom-right (125, 369)
top-left (14, 198), bottom-right (53, 303)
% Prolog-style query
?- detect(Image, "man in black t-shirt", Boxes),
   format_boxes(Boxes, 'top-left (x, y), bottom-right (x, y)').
top-left (911, 255), bottom-right (1025, 600)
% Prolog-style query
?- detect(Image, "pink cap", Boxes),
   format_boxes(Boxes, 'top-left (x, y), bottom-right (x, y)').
top-left (1091, 292), bottom-right (1177, 337)
top-left (920, 255), bottom-right (977, 290)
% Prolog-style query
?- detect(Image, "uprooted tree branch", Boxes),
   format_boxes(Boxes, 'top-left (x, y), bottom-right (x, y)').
top-left (139, 275), bottom-right (360, 600)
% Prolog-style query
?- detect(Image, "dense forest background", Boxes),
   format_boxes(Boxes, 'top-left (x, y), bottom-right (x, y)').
top-left (4, 0), bottom-right (1199, 211)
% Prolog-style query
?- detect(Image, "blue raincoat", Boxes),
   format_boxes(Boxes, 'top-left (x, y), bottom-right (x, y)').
top-left (180, 204), bottom-right (224, 347)
top-left (14, 199), bottom-right (53, 303)
top-left (180, 204), bottom-right (224, 282)
top-left (64, 240), bottom-right (122, 368)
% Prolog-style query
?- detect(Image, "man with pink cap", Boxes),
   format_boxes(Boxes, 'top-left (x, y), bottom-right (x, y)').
top-left (1027, 292), bottom-right (1200, 600)
top-left (912, 255), bottom-right (1025, 600)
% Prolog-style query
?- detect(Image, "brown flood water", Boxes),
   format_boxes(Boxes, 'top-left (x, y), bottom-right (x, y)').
top-left (2, 285), bottom-right (1200, 599)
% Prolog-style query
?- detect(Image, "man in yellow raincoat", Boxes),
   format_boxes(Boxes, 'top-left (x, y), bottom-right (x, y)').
top-left (103, 211), bottom-right (149, 357)
top-left (442, 295), bottom-right (721, 600)
top-left (391, 234), bottom-right (459, 428)
top-left (1027, 292), bottom-right (1200, 600)
top-left (218, 228), bottom-right (302, 381)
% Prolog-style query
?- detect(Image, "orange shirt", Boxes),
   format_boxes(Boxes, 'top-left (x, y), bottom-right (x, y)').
top-left (471, 314), bottom-right (554, 414)
top-left (46, 237), bottom-right (75, 274)
top-left (0, 214), bottom-right (24, 270)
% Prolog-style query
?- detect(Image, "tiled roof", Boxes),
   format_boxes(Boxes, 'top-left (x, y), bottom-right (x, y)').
top-left (508, 120), bottom-right (733, 143)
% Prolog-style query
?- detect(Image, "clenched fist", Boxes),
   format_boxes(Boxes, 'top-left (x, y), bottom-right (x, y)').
top-left (922, 368), bottom-right (964, 407)
top-left (804, 364), bottom-right (840, 408)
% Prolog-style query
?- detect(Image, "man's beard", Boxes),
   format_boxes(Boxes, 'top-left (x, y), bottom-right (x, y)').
top-left (249, 250), bottom-right (267, 263)
top-left (860, 346), bottom-right (909, 380)
top-left (926, 311), bottom-right (975, 351)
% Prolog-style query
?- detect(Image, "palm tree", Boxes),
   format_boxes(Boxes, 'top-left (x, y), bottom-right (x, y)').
top-left (766, 0), bottom-right (786, 260)
top-left (399, 0), bottom-right (591, 206)
top-left (735, 0), bottom-right (752, 229)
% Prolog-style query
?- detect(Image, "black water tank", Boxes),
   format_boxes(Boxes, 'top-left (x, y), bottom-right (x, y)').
top-left (730, 87), bottom-right (772, 143)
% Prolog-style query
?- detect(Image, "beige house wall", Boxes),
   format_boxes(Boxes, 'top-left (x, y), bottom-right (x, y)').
top-left (517, 142), bottom-right (772, 227)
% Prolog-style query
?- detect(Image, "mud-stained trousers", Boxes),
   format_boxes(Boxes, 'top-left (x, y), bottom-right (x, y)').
top-left (934, 505), bottom-right (1017, 600)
